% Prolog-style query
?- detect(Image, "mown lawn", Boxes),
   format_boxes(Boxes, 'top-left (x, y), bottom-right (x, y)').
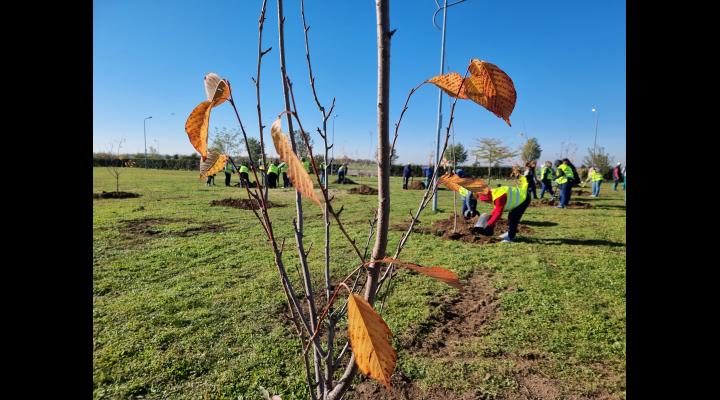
top-left (93, 167), bottom-right (625, 399)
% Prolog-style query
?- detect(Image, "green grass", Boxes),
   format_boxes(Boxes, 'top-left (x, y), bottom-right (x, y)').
top-left (93, 168), bottom-right (625, 399)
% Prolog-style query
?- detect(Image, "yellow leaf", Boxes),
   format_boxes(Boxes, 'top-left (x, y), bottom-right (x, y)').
top-left (204, 73), bottom-right (231, 106)
top-left (375, 257), bottom-right (462, 289)
top-left (185, 101), bottom-right (212, 160)
top-left (200, 151), bottom-right (228, 179)
top-left (270, 118), bottom-right (322, 207)
top-left (427, 72), bottom-right (469, 99)
top-left (438, 173), bottom-right (490, 196)
top-left (464, 59), bottom-right (517, 126)
top-left (347, 293), bottom-right (397, 388)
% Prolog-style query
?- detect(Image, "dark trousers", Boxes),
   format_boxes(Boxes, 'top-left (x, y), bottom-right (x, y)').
top-left (559, 183), bottom-right (572, 207)
top-left (527, 180), bottom-right (537, 199)
top-left (282, 172), bottom-right (290, 188)
top-left (268, 173), bottom-right (278, 188)
top-left (539, 180), bottom-right (554, 198)
top-left (507, 193), bottom-right (531, 239)
top-left (338, 172), bottom-right (345, 184)
top-left (224, 172), bottom-right (231, 186)
top-left (402, 176), bottom-right (410, 189)
top-left (239, 172), bottom-right (249, 188)
top-left (206, 175), bottom-right (215, 186)
top-left (613, 179), bottom-right (620, 191)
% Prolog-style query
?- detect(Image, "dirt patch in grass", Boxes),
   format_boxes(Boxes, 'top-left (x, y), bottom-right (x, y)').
top-left (408, 180), bottom-right (425, 190)
top-left (347, 184), bottom-right (378, 195)
top-left (391, 215), bottom-right (533, 244)
top-left (530, 199), bottom-right (593, 209)
top-left (93, 191), bottom-right (141, 199)
top-left (335, 177), bottom-right (357, 184)
top-left (119, 217), bottom-right (224, 237)
top-left (350, 270), bottom-right (502, 399)
top-left (209, 198), bottom-right (285, 210)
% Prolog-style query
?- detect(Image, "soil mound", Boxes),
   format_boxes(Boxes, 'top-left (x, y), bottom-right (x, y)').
top-left (347, 184), bottom-right (378, 195)
top-left (334, 177), bottom-right (357, 184)
top-left (209, 198), bottom-right (284, 210)
top-left (391, 215), bottom-right (533, 244)
top-left (408, 180), bottom-right (425, 190)
top-left (93, 191), bottom-right (140, 199)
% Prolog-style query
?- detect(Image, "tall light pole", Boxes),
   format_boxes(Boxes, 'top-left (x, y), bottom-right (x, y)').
top-left (332, 114), bottom-right (338, 166)
top-left (143, 116), bottom-right (152, 168)
top-left (591, 108), bottom-right (599, 155)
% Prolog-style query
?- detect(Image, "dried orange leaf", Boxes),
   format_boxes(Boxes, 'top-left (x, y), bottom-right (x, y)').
top-left (270, 118), bottom-right (322, 207)
top-left (199, 151), bottom-right (228, 179)
top-left (438, 173), bottom-right (490, 196)
top-left (375, 257), bottom-right (462, 289)
top-left (427, 72), bottom-right (469, 99)
top-left (185, 100), bottom-right (212, 160)
top-left (464, 59), bottom-right (517, 126)
top-left (347, 293), bottom-right (397, 388)
top-left (204, 73), bottom-right (231, 106)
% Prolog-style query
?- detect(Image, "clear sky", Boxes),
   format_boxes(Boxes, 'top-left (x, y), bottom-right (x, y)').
top-left (94, 0), bottom-right (626, 165)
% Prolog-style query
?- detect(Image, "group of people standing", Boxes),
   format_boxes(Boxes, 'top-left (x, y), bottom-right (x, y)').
top-left (207, 157), bottom-right (349, 190)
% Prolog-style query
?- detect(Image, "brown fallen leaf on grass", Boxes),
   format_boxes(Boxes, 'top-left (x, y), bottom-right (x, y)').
top-left (347, 293), bottom-right (396, 388)
top-left (270, 118), bottom-right (322, 207)
top-left (200, 151), bottom-right (228, 179)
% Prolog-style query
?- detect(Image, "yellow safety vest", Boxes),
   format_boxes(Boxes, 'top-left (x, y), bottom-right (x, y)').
top-left (278, 163), bottom-right (288, 173)
top-left (458, 186), bottom-right (470, 197)
top-left (268, 163), bottom-right (279, 174)
top-left (490, 176), bottom-right (528, 212)
top-left (540, 166), bottom-right (552, 181)
top-left (239, 165), bottom-right (250, 174)
top-left (303, 160), bottom-right (311, 172)
top-left (555, 164), bottom-right (573, 184)
top-left (591, 170), bottom-right (603, 181)
top-left (224, 163), bottom-right (233, 173)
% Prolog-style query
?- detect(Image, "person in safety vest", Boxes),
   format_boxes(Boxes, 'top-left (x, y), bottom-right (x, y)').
top-left (586, 166), bottom-right (604, 197)
top-left (538, 161), bottom-right (555, 199)
top-left (471, 175), bottom-right (531, 243)
top-left (267, 159), bottom-right (279, 189)
top-left (278, 162), bottom-right (289, 188)
top-left (555, 158), bottom-right (575, 208)
top-left (238, 162), bottom-right (251, 188)
top-left (338, 163), bottom-right (347, 184)
top-left (224, 161), bottom-right (235, 186)
top-left (302, 157), bottom-right (311, 174)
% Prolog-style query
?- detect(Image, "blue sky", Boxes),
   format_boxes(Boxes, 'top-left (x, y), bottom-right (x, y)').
top-left (94, 0), bottom-right (625, 165)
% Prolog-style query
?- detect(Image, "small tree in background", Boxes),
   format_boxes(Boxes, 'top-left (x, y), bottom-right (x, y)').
top-left (103, 139), bottom-right (126, 193)
top-left (242, 137), bottom-right (263, 165)
top-left (447, 143), bottom-right (468, 165)
top-left (520, 137), bottom-right (542, 163)
top-left (473, 137), bottom-right (517, 180)
top-left (292, 130), bottom-right (313, 159)
top-left (583, 146), bottom-right (612, 173)
top-left (211, 126), bottom-right (242, 159)
top-left (375, 147), bottom-right (398, 164)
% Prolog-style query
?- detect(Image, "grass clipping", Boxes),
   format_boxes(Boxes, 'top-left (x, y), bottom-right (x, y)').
top-left (270, 118), bottom-right (322, 207)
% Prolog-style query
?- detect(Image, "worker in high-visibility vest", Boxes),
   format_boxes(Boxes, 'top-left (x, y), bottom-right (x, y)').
top-left (538, 161), bottom-right (555, 199)
top-left (223, 161), bottom-right (235, 186)
top-left (238, 162), bottom-right (251, 188)
top-left (586, 166), bottom-right (604, 197)
top-left (278, 162), bottom-right (289, 188)
top-left (302, 157), bottom-right (311, 174)
top-left (472, 175), bottom-right (530, 243)
top-left (555, 159), bottom-right (575, 208)
top-left (267, 160), bottom-right (279, 189)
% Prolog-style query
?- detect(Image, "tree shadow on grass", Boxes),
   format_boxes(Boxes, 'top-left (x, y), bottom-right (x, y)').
top-left (517, 237), bottom-right (625, 247)
top-left (593, 204), bottom-right (626, 210)
top-left (521, 220), bottom-right (559, 227)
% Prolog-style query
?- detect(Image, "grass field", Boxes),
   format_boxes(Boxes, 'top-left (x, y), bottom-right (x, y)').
top-left (93, 167), bottom-right (625, 399)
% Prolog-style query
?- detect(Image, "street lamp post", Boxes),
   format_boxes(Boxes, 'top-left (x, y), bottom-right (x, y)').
top-left (591, 108), bottom-right (599, 155)
top-left (143, 116), bottom-right (153, 168)
top-left (332, 114), bottom-right (338, 166)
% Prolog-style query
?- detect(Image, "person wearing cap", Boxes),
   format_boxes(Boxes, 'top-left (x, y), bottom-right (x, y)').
top-left (612, 162), bottom-right (623, 191)
top-left (402, 164), bottom-right (412, 189)
top-left (539, 161), bottom-right (555, 199)
top-left (471, 175), bottom-right (530, 243)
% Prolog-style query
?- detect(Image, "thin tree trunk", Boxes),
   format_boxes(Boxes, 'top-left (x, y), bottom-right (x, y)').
top-left (327, 1), bottom-right (390, 398)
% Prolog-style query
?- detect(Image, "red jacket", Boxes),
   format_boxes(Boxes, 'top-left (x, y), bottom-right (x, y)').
top-left (485, 192), bottom-right (507, 228)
